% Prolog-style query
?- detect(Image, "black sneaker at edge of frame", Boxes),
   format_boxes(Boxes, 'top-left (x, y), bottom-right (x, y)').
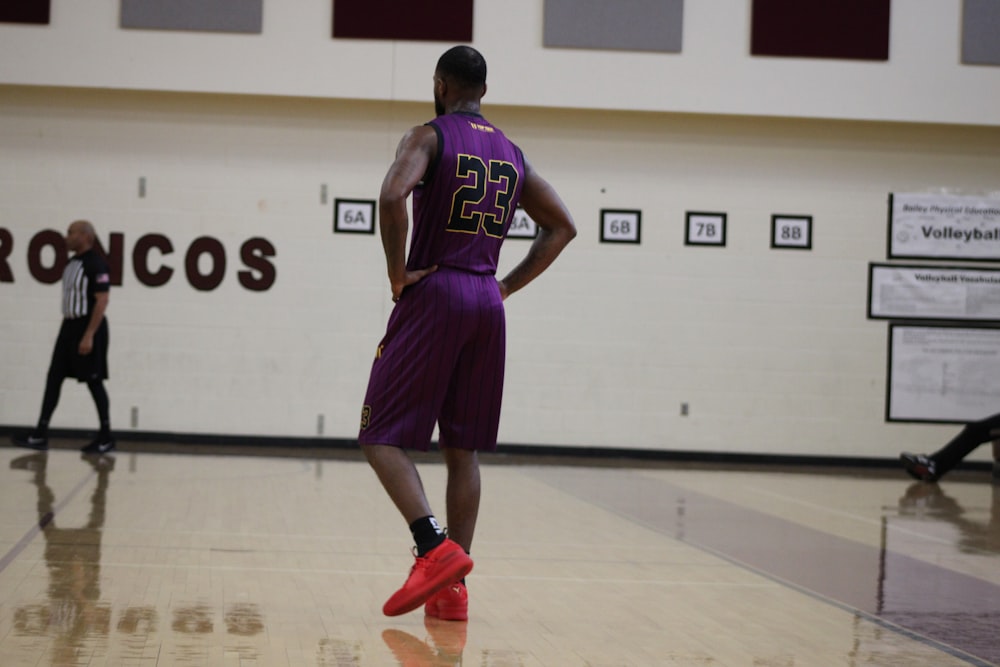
top-left (900, 452), bottom-right (939, 483)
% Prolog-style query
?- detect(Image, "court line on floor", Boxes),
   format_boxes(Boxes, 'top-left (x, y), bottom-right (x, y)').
top-left (531, 466), bottom-right (1000, 667)
top-left (740, 484), bottom-right (979, 548)
top-left (25, 560), bottom-right (778, 588)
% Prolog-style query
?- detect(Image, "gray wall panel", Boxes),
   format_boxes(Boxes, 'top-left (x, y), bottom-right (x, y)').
top-left (962, 0), bottom-right (1000, 65)
top-left (544, 0), bottom-right (683, 53)
top-left (121, 0), bottom-right (263, 34)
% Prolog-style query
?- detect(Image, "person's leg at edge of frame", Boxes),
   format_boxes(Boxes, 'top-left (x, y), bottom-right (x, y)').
top-left (362, 442), bottom-right (473, 617)
top-left (902, 416), bottom-right (1000, 482)
top-left (992, 439), bottom-right (1000, 482)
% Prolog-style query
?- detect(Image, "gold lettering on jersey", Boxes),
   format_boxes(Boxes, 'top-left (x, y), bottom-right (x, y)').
top-left (360, 405), bottom-right (371, 429)
top-left (468, 122), bottom-right (495, 133)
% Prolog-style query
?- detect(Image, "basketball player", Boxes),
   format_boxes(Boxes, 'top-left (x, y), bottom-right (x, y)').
top-left (359, 46), bottom-right (576, 619)
top-left (901, 411), bottom-right (1000, 482)
top-left (12, 220), bottom-right (115, 454)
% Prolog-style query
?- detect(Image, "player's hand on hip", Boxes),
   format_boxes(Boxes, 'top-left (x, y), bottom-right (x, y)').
top-left (391, 265), bottom-right (438, 302)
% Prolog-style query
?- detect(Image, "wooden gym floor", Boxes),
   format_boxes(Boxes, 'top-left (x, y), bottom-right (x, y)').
top-left (0, 440), bottom-right (997, 666)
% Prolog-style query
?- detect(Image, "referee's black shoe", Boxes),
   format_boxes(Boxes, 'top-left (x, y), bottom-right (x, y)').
top-left (81, 435), bottom-right (115, 455)
top-left (12, 432), bottom-right (49, 451)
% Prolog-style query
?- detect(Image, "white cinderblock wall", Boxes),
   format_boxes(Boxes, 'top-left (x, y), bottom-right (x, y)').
top-left (1, 1), bottom-right (999, 458)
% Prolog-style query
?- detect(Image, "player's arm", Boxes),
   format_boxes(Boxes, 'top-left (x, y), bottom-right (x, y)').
top-left (498, 159), bottom-right (576, 300)
top-left (379, 125), bottom-right (439, 301)
top-left (79, 291), bottom-right (108, 355)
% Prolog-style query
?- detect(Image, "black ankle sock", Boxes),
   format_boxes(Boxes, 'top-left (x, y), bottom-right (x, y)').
top-left (409, 515), bottom-right (446, 556)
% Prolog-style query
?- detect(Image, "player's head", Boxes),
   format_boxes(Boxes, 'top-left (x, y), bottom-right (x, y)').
top-left (434, 46), bottom-right (487, 116)
top-left (66, 219), bottom-right (96, 252)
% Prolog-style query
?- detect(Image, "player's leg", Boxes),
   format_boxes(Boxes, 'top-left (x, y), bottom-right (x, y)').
top-left (360, 443), bottom-right (434, 526)
top-left (423, 445), bottom-right (479, 621)
top-left (370, 441), bottom-right (473, 617)
top-left (359, 277), bottom-right (455, 534)
top-left (360, 272), bottom-right (473, 616)
top-left (437, 272), bottom-right (505, 551)
top-left (440, 447), bottom-right (480, 553)
top-left (425, 275), bottom-right (503, 621)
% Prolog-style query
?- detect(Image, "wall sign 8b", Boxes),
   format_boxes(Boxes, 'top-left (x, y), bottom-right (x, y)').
top-left (771, 214), bottom-right (812, 250)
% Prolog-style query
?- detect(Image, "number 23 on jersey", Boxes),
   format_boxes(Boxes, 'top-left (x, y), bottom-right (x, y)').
top-left (447, 154), bottom-right (520, 238)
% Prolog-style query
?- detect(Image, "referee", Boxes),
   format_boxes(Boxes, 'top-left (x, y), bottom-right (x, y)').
top-left (13, 220), bottom-right (115, 454)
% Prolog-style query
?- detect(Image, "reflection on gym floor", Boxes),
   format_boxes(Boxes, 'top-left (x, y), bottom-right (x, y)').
top-left (0, 443), bottom-right (997, 666)
top-left (8, 451), bottom-right (114, 665)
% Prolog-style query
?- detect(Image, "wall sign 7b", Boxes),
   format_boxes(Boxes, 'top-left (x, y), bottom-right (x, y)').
top-left (600, 209), bottom-right (641, 244)
top-left (685, 211), bottom-right (726, 247)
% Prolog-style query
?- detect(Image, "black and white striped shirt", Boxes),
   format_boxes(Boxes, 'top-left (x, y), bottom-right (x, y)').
top-left (61, 249), bottom-right (111, 319)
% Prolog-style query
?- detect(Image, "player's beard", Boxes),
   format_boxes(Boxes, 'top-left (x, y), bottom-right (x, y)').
top-left (434, 93), bottom-right (445, 117)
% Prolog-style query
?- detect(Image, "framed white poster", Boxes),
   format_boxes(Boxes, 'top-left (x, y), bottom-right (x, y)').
top-left (771, 214), bottom-right (812, 250)
top-left (685, 211), bottom-right (726, 246)
top-left (888, 193), bottom-right (1000, 261)
top-left (600, 209), bottom-right (641, 244)
top-left (868, 263), bottom-right (1000, 322)
top-left (334, 198), bottom-right (375, 234)
top-left (887, 324), bottom-right (1000, 423)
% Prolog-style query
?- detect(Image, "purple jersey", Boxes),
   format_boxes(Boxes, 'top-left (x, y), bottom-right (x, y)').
top-left (406, 112), bottom-right (526, 275)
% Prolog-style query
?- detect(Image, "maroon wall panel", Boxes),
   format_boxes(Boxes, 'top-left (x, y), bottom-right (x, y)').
top-left (333, 0), bottom-right (473, 42)
top-left (751, 0), bottom-right (891, 61)
top-left (0, 0), bottom-right (51, 24)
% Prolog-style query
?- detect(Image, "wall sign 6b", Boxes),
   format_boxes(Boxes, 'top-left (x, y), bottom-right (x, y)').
top-left (600, 209), bottom-right (641, 244)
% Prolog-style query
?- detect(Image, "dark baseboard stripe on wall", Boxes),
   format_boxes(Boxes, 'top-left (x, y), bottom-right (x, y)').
top-left (1, 425), bottom-right (993, 473)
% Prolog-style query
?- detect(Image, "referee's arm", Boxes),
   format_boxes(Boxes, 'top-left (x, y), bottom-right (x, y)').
top-left (79, 291), bottom-right (108, 355)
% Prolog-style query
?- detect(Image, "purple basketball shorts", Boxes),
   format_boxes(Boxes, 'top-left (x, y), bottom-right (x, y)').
top-left (358, 268), bottom-right (506, 452)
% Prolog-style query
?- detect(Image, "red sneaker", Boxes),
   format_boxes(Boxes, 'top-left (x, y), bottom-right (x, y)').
top-left (383, 539), bottom-right (473, 617)
top-left (424, 581), bottom-right (468, 621)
